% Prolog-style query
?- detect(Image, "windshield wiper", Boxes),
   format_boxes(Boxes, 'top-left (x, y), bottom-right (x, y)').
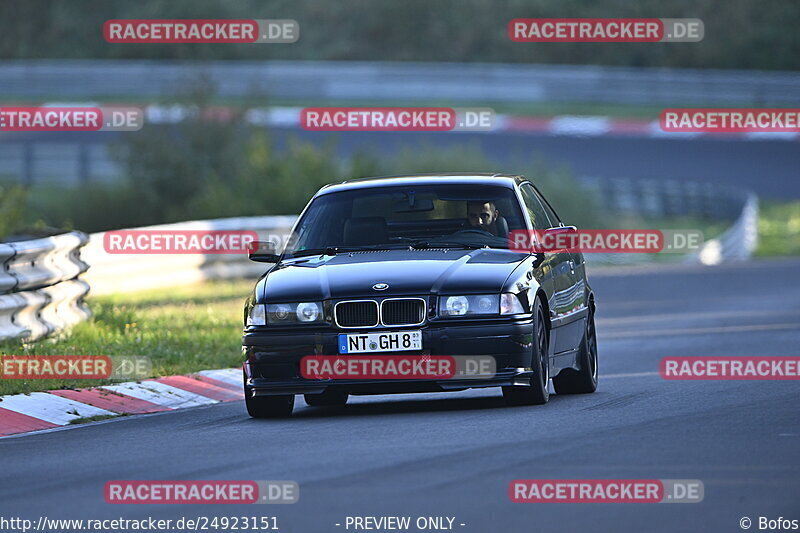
top-left (289, 242), bottom-right (486, 257)
top-left (289, 245), bottom-right (405, 257)
top-left (289, 247), bottom-right (342, 257)
top-left (409, 240), bottom-right (485, 250)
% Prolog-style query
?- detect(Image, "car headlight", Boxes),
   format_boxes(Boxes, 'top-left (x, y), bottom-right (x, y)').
top-left (247, 304), bottom-right (267, 326)
top-left (500, 293), bottom-right (525, 315)
top-left (266, 302), bottom-right (324, 325)
top-left (440, 295), bottom-right (499, 317)
top-left (296, 302), bottom-right (321, 322)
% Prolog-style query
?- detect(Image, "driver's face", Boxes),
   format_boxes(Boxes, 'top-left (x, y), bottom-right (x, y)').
top-left (467, 202), bottom-right (498, 230)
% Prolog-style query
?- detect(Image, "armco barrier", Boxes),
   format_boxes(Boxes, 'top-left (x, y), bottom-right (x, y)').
top-left (3, 60), bottom-right (799, 106)
top-left (0, 244), bottom-right (15, 293)
top-left (4, 232), bottom-right (89, 292)
top-left (0, 232), bottom-right (90, 342)
top-left (579, 178), bottom-right (757, 266)
top-left (692, 193), bottom-right (759, 265)
top-left (81, 216), bottom-right (297, 295)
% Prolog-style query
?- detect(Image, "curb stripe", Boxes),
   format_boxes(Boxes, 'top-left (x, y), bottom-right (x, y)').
top-left (0, 367), bottom-right (244, 438)
top-left (197, 368), bottom-right (241, 387)
top-left (0, 407), bottom-right (58, 436)
top-left (503, 116), bottom-right (552, 132)
top-left (253, 106), bottom-right (800, 140)
top-left (191, 374), bottom-right (243, 395)
top-left (42, 104), bottom-right (800, 141)
top-left (101, 381), bottom-right (219, 409)
top-left (50, 388), bottom-right (170, 414)
top-left (609, 119), bottom-right (653, 134)
top-left (155, 375), bottom-right (242, 402)
top-left (0, 392), bottom-right (115, 425)
top-left (34, 103), bottom-right (800, 141)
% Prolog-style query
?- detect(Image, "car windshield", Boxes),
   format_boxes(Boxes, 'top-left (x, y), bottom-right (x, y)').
top-left (286, 183), bottom-right (527, 256)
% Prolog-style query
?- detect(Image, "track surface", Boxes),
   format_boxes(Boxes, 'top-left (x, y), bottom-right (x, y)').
top-left (283, 129), bottom-right (800, 199)
top-left (2, 259), bottom-right (799, 532)
top-left (8, 129), bottom-right (800, 198)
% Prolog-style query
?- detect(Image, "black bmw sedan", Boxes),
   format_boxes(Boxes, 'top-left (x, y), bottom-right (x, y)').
top-left (242, 174), bottom-right (598, 417)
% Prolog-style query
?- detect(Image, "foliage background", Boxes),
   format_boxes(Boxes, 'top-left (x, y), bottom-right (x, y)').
top-left (1, 0), bottom-right (798, 70)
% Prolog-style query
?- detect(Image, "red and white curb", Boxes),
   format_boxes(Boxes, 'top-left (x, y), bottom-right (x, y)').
top-left (498, 114), bottom-right (800, 141)
top-left (14, 103), bottom-right (799, 142)
top-left (244, 107), bottom-right (800, 141)
top-left (0, 368), bottom-right (242, 438)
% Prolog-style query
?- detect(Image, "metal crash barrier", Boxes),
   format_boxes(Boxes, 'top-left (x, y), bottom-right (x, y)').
top-left (0, 232), bottom-right (90, 342)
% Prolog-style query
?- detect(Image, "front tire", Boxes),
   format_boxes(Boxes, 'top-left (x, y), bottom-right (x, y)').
top-left (503, 296), bottom-right (550, 406)
top-left (553, 303), bottom-right (598, 394)
top-left (244, 370), bottom-right (295, 418)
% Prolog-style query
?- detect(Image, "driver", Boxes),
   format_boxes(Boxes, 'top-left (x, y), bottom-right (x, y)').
top-left (466, 201), bottom-right (500, 236)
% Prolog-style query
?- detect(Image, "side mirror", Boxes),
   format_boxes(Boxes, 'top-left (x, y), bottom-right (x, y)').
top-left (248, 241), bottom-right (282, 263)
top-left (535, 226), bottom-right (577, 253)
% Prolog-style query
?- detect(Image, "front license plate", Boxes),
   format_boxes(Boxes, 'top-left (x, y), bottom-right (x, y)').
top-left (338, 331), bottom-right (422, 354)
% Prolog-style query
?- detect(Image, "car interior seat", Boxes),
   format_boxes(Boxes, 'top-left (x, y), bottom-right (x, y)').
top-left (494, 216), bottom-right (509, 238)
top-left (343, 216), bottom-right (388, 246)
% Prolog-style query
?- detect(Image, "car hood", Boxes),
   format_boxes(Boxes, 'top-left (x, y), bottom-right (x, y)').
top-left (258, 249), bottom-right (525, 302)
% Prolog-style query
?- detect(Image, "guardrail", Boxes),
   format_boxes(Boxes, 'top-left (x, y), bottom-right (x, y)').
top-left (81, 216), bottom-right (297, 295)
top-left (0, 232), bottom-right (90, 342)
top-left (692, 193), bottom-right (759, 265)
top-left (3, 60), bottom-right (800, 106)
top-left (581, 176), bottom-right (750, 220)
top-left (579, 178), bottom-right (757, 266)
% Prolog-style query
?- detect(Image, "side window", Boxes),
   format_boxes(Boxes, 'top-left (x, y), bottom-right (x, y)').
top-left (532, 187), bottom-right (561, 227)
top-left (520, 184), bottom-right (555, 229)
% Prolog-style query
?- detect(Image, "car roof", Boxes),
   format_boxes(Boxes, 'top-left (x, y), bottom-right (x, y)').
top-left (316, 173), bottom-right (525, 196)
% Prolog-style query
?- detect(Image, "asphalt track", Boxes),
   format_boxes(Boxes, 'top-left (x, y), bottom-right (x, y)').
top-left (2, 258), bottom-right (799, 533)
top-left (8, 129), bottom-right (800, 198)
top-left (281, 128), bottom-right (800, 199)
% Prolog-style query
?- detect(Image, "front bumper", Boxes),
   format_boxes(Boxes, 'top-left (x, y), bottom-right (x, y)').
top-left (243, 319), bottom-right (536, 395)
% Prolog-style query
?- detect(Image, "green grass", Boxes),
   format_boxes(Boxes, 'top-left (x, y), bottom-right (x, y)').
top-left (610, 214), bottom-right (729, 238)
top-left (756, 200), bottom-right (800, 257)
top-left (68, 413), bottom-right (128, 425)
top-left (586, 215), bottom-right (730, 263)
top-left (0, 279), bottom-right (254, 396)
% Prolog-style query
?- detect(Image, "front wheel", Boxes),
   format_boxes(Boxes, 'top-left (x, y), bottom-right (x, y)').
top-left (553, 304), bottom-right (598, 394)
top-left (502, 297), bottom-right (550, 406)
top-left (244, 369), bottom-right (295, 418)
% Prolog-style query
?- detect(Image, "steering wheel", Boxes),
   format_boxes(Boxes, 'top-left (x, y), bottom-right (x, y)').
top-left (451, 229), bottom-right (496, 238)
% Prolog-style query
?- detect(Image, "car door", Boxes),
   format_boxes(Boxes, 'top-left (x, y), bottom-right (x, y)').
top-left (519, 183), bottom-right (585, 359)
